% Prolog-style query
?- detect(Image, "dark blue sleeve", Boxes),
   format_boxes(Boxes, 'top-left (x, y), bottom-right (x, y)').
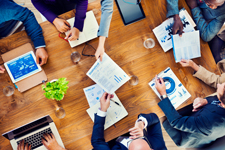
top-left (0, 0), bottom-right (45, 48)
top-left (91, 114), bottom-right (111, 150)
top-left (158, 98), bottom-right (212, 135)
top-left (139, 113), bottom-right (167, 150)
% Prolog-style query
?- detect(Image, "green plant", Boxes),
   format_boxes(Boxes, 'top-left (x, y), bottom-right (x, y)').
top-left (42, 78), bottom-right (69, 101)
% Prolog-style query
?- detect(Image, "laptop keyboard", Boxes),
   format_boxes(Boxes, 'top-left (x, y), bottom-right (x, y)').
top-left (17, 128), bottom-right (52, 149)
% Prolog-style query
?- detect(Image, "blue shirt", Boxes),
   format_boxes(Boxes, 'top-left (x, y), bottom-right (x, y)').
top-left (166, 0), bottom-right (225, 42)
top-left (0, 0), bottom-right (45, 48)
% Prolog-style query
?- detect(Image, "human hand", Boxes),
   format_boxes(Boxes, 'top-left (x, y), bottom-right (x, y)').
top-left (155, 75), bottom-right (167, 96)
top-left (179, 59), bottom-right (199, 71)
top-left (95, 45), bottom-right (105, 61)
top-left (42, 133), bottom-right (65, 150)
top-left (100, 92), bottom-right (114, 112)
top-left (185, 0), bottom-right (198, 9)
top-left (53, 18), bottom-right (70, 33)
top-left (173, 14), bottom-right (183, 37)
top-left (192, 97), bottom-right (208, 112)
top-left (17, 140), bottom-right (31, 150)
top-left (36, 47), bottom-right (48, 66)
top-left (0, 66), bottom-right (5, 73)
top-left (129, 121), bottom-right (144, 139)
top-left (65, 27), bottom-right (79, 41)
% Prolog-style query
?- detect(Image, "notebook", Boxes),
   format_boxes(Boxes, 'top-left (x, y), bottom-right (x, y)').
top-left (65, 11), bottom-right (99, 47)
top-left (86, 93), bottom-right (128, 130)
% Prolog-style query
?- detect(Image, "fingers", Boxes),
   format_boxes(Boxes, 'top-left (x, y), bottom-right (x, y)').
top-left (36, 54), bottom-right (40, 65)
top-left (24, 143), bottom-right (29, 150)
top-left (63, 21), bottom-right (70, 31)
top-left (159, 77), bottom-right (165, 85)
top-left (68, 35), bottom-right (78, 41)
top-left (64, 20), bottom-right (71, 28)
top-left (65, 31), bottom-right (71, 40)
top-left (44, 133), bottom-right (51, 141)
top-left (0, 66), bottom-right (5, 73)
top-left (179, 28), bottom-right (183, 37)
top-left (28, 144), bottom-right (31, 150)
top-left (100, 54), bottom-right (103, 62)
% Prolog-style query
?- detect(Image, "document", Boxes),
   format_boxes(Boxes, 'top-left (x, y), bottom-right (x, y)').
top-left (86, 93), bottom-right (128, 130)
top-left (83, 84), bottom-right (105, 107)
top-left (153, 8), bottom-right (196, 52)
top-left (172, 30), bottom-right (201, 63)
top-left (65, 11), bottom-right (99, 47)
top-left (86, 53), bottom-right (130, 94)
top-left (149, 67), bottom-right (191, 109)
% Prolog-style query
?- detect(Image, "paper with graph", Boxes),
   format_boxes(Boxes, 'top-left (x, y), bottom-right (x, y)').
top-left (172, 30), bottom-right (201, 63)
top-left (86, 93), bottom-right (128, 130)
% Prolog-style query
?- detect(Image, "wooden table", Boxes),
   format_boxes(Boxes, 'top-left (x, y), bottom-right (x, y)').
top-left (0, 0), bottom-right (219, 149)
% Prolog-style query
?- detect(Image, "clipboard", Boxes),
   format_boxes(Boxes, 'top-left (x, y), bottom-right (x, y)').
top-left (1, 43), bottom-right (47, 92)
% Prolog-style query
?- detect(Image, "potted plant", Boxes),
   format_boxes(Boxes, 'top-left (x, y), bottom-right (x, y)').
top-left (42, 78), bottom-right (69, 101)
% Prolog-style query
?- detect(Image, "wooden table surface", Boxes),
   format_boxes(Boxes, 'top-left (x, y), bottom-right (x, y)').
top-left (0, 0), bottom-right (219, 149)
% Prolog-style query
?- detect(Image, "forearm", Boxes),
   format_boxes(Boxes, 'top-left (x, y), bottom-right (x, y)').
top-left (98, 36), bottom-right (106, 47)
top-left (74, 0), bottom-right (88, 31)
top-left (193, 66), bottom-right (225, 88)
top-left (97, 0), bottom-right (113, 37)
top-left (166, 0), bottom-right (179, 18)
top-left (31, 0), bottom-right (57, 23)
top-left (191, 7), bottom-right (224, 42)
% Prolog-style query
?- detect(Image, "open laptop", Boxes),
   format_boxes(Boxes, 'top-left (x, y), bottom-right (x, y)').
top-left (2, 115), bottom-right (65, 150)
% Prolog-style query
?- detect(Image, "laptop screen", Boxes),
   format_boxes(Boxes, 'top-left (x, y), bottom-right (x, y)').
top-left (2, 115), bottom-right (53, 140)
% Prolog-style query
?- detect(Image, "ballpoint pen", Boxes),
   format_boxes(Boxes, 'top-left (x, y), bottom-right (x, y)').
top-left (110, 99), bottom-right (121, 106)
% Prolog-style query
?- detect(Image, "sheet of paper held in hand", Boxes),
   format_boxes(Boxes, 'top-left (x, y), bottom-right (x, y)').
top-left (172, 30), bottom-right (201, 63)
top-left (86, 93), bottom-right (128, 130)
top-left (86, 53), bottom-right (130, 94)
top-left (65, 11), bottom-right (99, 47)
top-left (153, 8), bottom-right (196, 52)
top-left (149, 67), bottom-right (191, 109)
top-left (83, 84), bottom-right (105, 107)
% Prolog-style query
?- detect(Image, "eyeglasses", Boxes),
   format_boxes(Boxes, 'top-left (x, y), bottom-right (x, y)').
top-left (127, 136), bottom-right (151, 148)
top-left (123, 0), bottom-right (141, 5)
top-left (82, 42), bottom-right (95, 57)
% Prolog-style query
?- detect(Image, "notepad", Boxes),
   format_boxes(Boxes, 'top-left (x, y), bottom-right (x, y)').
top-left (86, 53), bottom-right (130, 94)
top-left (172, 30), bottom-right (201, 63)
top-left (65, 11), bottom-right (99, 47)
top-left (86, 93), bottom-right (128, 130)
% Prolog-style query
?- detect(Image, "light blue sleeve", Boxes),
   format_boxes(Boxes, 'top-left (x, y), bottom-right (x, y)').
top-left (166, 0), bottom-right (179, 18)
top-left (191, 7), bottom-right (225, 42)
top-left (97, 0), bottom-right (113, 37)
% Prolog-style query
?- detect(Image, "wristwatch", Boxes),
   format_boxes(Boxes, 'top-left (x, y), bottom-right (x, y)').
top-left (160, 94), bottom-right (168, 100)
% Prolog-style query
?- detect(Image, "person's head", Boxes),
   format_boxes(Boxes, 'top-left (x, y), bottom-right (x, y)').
top-left (205, 0), bottom-right (225, 9)
top-left (217, 83), bottom-right (225, 107)
top-left (129, 138), bottom-right (152, 150)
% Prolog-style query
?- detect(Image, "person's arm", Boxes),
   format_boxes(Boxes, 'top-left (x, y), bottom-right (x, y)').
top-left (74, 0), bottom-right (88, 32)
top-left (190, 6), bottom-right (225, 42)
top-left (95, 0), bottom-right (113, 61)
top-left (166, 0), bottom-right (179, 18)
top-left (179, 59), bottom-right (225, 89)
top-left (91, 92), bottom-right (113, 150)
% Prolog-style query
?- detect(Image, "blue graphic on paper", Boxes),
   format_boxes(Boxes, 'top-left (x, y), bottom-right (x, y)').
top-left (7, 53), bottom-right (38, 81)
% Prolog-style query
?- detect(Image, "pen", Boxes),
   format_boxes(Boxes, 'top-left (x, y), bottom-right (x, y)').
top-left (110, 99), bottom-right (121, 106)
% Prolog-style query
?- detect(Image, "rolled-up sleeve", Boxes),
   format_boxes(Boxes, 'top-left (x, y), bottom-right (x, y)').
top-left (166, 0), bottom-right (179, 18)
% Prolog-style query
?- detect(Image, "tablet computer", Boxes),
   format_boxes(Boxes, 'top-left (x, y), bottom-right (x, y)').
top-left (4, 51), bottom-right (42, 83)
top-left (115, 0), bottom-right (146, 25)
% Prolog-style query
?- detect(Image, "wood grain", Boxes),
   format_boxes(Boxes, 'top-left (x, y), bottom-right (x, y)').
top-left (0, 0), bottom-right (218, 150)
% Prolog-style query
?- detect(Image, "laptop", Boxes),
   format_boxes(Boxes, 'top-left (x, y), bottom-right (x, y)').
top-left (2, 115), bottom-right (65, 150)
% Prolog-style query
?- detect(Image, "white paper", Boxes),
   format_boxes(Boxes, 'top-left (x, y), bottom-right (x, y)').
top-left (86, 93), bottom-right (128, 130)
top-left (153, 9), bottom-right (196, 52)
top-left (172, 30), bottom-right (201, 63)
top-left (65, 11), bottom-right (99, 47)
top-left (86, 53), bottom-right (130, 94)
top-left (83, 84), bottom-right (105, 107)
top-left (149, 67), bottom-right (191, 109)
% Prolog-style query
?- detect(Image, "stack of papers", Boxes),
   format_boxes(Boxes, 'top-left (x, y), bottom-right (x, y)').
top-left (153, 8), bottom-right (196, 52)
top-left (86, 53), bottom-right (130, 94)
top-left (84, 84), bottom-right (128, 130)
